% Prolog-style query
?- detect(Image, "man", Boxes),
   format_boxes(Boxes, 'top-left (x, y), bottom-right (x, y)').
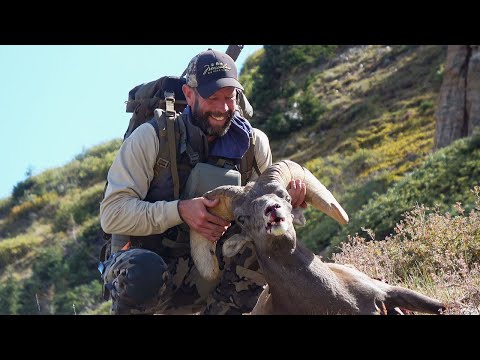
top-left (99, 48), bottom-right (307, 314)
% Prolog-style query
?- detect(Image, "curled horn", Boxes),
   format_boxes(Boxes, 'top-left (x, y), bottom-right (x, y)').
top-left (258, 160), bottom-right (349, 225)
top-left (190, 185), bottom-right (244, 280)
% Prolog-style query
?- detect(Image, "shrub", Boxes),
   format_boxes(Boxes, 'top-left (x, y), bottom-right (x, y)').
top-left (419, 100), bottom-right (434, 113)
top-left (0, 272), bottom-right (22, 315)
top-left (297, 89), bottom-right (326, 127)
top-left (53, 280), bottom-right (103, 315)
top-left (9, 139), bottom-right (121, 205)
top-left (82, 299), bottom-right (111, 315)
top-left (53, 183), bottom-right (104, 232)
top-left (9, 192), bottom-right (58, 222)
top-left (0, 233), bottom-right (44, 268)
top-left (332, 187), bottom-right (480, 314)
top-left (264, 111), bottom-right (292, 136)
top-left (11, 178), bottom-right (35, 202)
top-left (341, 133), bottom-right (480, 244)
top-left (250, 45), bottom-right (337, 122)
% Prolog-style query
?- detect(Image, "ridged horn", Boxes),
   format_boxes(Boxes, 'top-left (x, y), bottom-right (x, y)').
top-left (258, 160), bottom-right (349, 225)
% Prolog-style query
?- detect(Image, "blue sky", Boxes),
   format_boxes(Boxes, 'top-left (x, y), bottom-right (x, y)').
top-left (0, 45), bottom-right (263, 199)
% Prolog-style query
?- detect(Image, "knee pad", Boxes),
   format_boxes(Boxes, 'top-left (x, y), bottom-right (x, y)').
top-left (106, 249), bottom-right (168, 312)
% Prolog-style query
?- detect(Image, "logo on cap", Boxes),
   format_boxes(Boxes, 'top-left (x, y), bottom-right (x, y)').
top-left (186, 49), bottom-right (243, 99)
top-left (203, 62), bottom-right (232, 76)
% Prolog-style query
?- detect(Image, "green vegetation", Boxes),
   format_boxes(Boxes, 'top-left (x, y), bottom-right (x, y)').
top-left (0, 232), bottom-right (44, 268)
top-left (337, 133), bottom-right (480, 246)
top-left (242, 45), bottom-right (449, 254)
top-left (243, 45), bottom-right (338, 136)
top-left (1, 45), bottom-right (478, 314)
top-left (238, 47), bottom-right (264, 99)
top-left (0, 139), bottom-right (121, 314)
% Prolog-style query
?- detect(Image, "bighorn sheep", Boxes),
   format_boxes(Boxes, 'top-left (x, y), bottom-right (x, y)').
top-left (190, 160), bottom-right (446, 315)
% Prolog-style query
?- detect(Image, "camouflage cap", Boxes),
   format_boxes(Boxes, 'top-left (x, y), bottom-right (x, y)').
top-left (185, 49), bottom-right (244, 99)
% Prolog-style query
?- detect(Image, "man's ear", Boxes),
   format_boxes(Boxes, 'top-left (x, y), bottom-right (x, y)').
top-left (222, 234), bottom-right (252, 257)
top-left (182, 84), bottom-right (194, 106)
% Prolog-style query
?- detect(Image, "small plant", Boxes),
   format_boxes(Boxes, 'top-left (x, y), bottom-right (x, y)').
top-left (419, 100), bottom-right (434, 113)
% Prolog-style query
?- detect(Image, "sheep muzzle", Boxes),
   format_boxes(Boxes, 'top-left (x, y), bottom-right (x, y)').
top-left (264, 203), bottom-right (289, 235)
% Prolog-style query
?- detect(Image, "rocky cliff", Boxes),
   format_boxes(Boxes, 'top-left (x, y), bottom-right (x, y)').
top-left (435, 45), bottom-right (480, 148)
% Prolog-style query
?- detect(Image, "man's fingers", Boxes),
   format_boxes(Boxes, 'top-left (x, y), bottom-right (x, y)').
top-left (203, 197), bottom-right (219, 208)
top-left (289, 180), bottom-right (307, 208)
top-left (300, 182), bottom-right (306, 205)
top-left (202, 198), bottom-right (230, 226)
top-left (290, 180), bottom-right (297, 190)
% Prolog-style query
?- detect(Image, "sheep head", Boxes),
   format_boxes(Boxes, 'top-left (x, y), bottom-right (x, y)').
top-left (224, 193), bottom-right (297, 257)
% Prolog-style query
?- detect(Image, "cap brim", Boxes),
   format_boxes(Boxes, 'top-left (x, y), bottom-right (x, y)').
top-left (197, 78), bottom-right (244, 99)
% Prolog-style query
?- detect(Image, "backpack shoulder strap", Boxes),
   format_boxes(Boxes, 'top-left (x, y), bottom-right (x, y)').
top-left (164, 91), bottom-right (180, 199)
top-left (251, 130), bottom-right (261, 176)
top-left (240, 129), bottom-right (261, 185)
top-left (151, 101), bottom-right (182, 200)
top-left (148, 116), bottom-right (169, 177)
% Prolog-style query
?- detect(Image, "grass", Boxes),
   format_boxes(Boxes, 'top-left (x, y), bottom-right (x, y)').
top-left (0, 226), bottom-right (50, 269)
top-left (332, 186), bottom-right (480, 314)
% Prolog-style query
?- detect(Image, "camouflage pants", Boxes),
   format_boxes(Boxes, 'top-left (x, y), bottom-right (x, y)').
top-left (101, 237), bottom-right (265, 315)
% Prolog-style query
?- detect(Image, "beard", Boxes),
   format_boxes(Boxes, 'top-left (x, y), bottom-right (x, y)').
top-left (192, 103), bottom-right (233, 137)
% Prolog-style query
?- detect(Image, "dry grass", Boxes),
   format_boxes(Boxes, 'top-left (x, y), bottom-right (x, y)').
top-left (332, 186), bottom-right (480, 315)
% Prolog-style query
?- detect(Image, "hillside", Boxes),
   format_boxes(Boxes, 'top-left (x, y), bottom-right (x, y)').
top-left (1, 45), bottom-right (479, 314)
top-left (241, 45), bottom-right (474, 253)
top-left (0, 140), bottom-right (121, 314)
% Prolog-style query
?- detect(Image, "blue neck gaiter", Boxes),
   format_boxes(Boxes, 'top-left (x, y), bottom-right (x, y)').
top-left (185, 106), bottom-right (253, 159)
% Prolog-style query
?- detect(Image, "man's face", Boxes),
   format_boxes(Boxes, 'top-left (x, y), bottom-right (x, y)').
top-left (191, 87), bottom-right (236, 137)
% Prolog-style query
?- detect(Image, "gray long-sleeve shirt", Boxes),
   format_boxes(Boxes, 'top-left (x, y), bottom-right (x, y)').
top-left (100, 122), bottom-right (272, 236)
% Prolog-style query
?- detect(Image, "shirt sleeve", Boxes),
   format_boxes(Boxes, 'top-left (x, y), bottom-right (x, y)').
top-left (100, 123), bottom-right (183, 236)
top-left (249, 128), bottom-right (273, 181)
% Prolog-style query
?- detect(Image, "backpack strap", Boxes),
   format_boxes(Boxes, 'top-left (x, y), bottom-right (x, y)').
top-left (240, 129), bottom-right (261, 185)
top-left (251, 131), bottom-right (261, 176)
top-left (164, 91), bottom-right (180, 200)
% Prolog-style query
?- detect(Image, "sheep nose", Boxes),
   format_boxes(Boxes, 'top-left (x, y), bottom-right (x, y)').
top-left (264, 204), bottom-right (281, 216)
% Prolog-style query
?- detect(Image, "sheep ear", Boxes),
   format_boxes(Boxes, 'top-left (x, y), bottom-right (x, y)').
top-left (292, 207), bottom-right (306, 226)
top-left (222, 234), bottom-right (252, 257)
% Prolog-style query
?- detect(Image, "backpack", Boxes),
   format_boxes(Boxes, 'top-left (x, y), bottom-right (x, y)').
top-left (124, 75), bottom-right (188, 140)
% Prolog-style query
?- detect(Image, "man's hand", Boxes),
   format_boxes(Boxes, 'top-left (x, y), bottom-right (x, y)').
top-left (178, 197), bottom-right (230, 243)
top-left (288, 179), bottom-right (308, 208)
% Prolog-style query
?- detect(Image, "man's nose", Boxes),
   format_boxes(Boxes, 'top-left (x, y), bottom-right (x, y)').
top-left (214, 100), bottom-right (230, 114)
